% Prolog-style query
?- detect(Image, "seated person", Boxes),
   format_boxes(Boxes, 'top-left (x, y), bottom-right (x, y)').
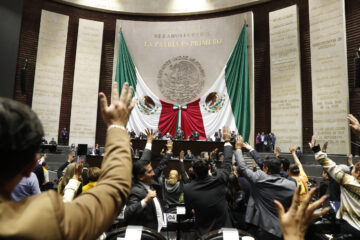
top-left (175, 127), bottom-right (184, 140)
top-left (162, 132), bottom-right (173, 140)
top-left (184, 149), bottom-right (194, 160)
top-left (0, 81), bottom-right (133, 239)
top-left (154, 129), bottom-right (162, 139)
top-left (41, 137), bottom-right (48, 144)
top-left (49, 137), bottom-right (57, 145)
top-left (189, 130), bottom-right (200, 141)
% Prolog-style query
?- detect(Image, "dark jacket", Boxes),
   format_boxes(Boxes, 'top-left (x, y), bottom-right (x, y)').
top-left (124, 148), bottom-right (171, 231)
top-left (183, 144), bottom-right (233, 237)
top-left (235, 150), bottom-right (296, 238)
top-left (249, 150), bottom-right (296, 184)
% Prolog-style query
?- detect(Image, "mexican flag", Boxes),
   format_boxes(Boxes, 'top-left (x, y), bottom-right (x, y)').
top-left (115, 25), bottom-right (250, 141)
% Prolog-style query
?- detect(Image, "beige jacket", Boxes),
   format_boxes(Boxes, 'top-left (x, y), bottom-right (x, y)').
top-left (0, 128), bottom-right (132, 239)
top-left (315, 151), bottom-right (360, 231)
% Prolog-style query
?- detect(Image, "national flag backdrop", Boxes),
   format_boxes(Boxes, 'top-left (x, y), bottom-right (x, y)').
top-left (115, 25), bottom-right (250, 141)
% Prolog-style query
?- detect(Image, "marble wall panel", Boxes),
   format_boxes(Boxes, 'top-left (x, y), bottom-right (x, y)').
top-left (69, 19), bottom-right (104, 147)
top-left (270, 5), bottom-right (302, 152)
top-left (32, 10), bottom-right (69, 141)
top-left (309, 0), bottom-right (350, 154)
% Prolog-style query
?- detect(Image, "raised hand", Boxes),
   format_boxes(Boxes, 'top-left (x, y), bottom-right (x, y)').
top-left (166, 140), bottom-right (173, 153)
top-left (274, 146), bottom-right (281, 157)
top-left (322, 141), bottom-right (328, 153)
top-left (348, 114), bottom-right (360, 136)
top-left (179, 150), bottom-right (184, 161)
top-left (348, 154), bottom-right (353, 166)
top-left (222, 126), bottom-right (231, 142)
top-left (274, 187), bottom-right (329, 240)
top-left (289, 144), bottom-right (296, 153)
top-left (73, 162), bottom-right (84, 180)
top-left (308, 135), bottom-right (316, 149)
top-left (99, 82), bottom-right (136, 127)
top-left (145, 128), bottom-right (156, 143)
top-left (243, 142), bottom-right (254, 151)
top-left (235, 135), bottom-right (243, 150)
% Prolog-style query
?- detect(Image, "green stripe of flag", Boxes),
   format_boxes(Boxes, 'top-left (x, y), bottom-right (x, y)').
top-left (225, 24), bottom-right (250, 142)
top-left (115, 30), bottom-right (137, 95)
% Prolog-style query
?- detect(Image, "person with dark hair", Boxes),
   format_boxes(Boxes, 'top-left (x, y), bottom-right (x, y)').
top-left (124, 129), bottom-right (173, 232)
top-left (214, 129), bottom-right (222, 142)
top-left (183, 126), bottom-right (233, 237)
top-left (60, 128), bottom-right (68, 145)
top-left (41, 137), bottom-right (48, 145)
top-left (11, 171), bottom-right (41, 202)
top-left (49, 137), bottom-right (57, 145)
top-left (33, 154), bottom-right (45, 189)
top-left (260, 131), bottom-right (266, 152)
top-left (154, 128), bottom-right (162, 139)
top-left (279, 156), bottom-right (290, 172)
top-left (184, 149), bottom-right (194, 160)
top-left (226, 173), bottom-right (247, 229)
top-left (0, 82), bottom-right (134, 239)
top-left (288, 144), bottom-right (309, 203)
top-left (57, 151), bottom-right (75, 179)
top-left (295, 146), bottom-right (302, 159)
top-left (175, 127), bottom-right (184, 140)
top-left (190, 129), bottom-right (200, 141)
top-left (243, 142), bottom-right (295, 184)
top-left (235, 135), bottom-right (296, 240)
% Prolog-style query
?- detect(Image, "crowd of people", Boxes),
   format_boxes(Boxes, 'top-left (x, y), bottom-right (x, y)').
top-left (1, 82), bottom-right (360, 240)
top-left (127, 127), bottom-right (243, 142)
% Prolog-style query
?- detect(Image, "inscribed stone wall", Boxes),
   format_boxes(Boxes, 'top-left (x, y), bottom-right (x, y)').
top-left (69, 19), bottom-right (104, 146)
top-left (270, 5), bottom-right (302, 151)
top-left (309, 0), bottom-right (350, 154)
top-left (32, 10), bottom-right (69, 140)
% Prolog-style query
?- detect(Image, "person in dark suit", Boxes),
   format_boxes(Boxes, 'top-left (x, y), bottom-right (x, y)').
top-left (214, 129), bottom-right (222, 142)
top-left (60, 128), bottom-right (68, 145)
top-left (189, 130), bottom-right (200, 141)
top-left (175, 127), bottom-right (184, 140)
top-left (183, 126), bottom-right (233, 237)
top-left (125, 129), bottom-right (173, 232)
